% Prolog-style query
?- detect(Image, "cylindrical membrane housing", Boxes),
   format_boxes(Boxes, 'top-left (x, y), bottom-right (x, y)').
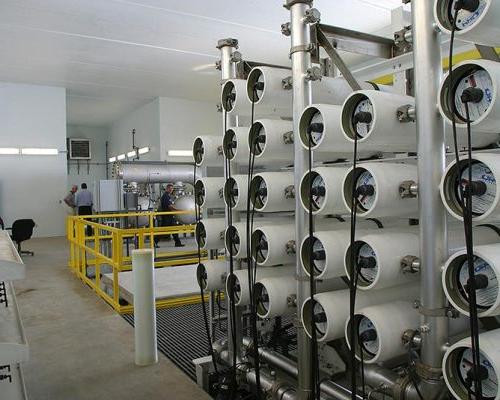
top-left (248, 119), bottom-right (294, 165)
top-left (251, 223), bottom-right (296, 266)
top-left (438, 60), bottom-right (500, 134)
top-left (221, 79), bottom-right (251, 116)
top-left (223, 127), bottom-right (250, 163)
top-left (114, 162), bottom-right (196, 184)
top-left (193, 135), bottom-right (223, 167)
top-left (223, 174), bottom-right (248, 211)
top-left (196, 260), bottom-right (227, 292)
top-left (342, 162), bottom-right (418, 218)
top-left (345, 301), bottom-right (419, 364)
top-left (300, 167), bottom-right (349, 216)
top-left (443, 242), bottom-right (500, 318)
top-left (301, 284), bottom-right (419, 342)
top-left (195, 218), bottom-right (226, 250)
top-left (341, 90), bottom-right (416, 152)
top-left (250, 172), bottom-right (295, 212)
top-left (226, 266), bottom-right (295, 306)
top-left (434, 0), bottom-right (500, 47)
top-left (440, 152), bottom-right (500, 222)
top-left (443, 328), bottom-right (500, 400)
top-left (194, 177), bottom-right (225, 208)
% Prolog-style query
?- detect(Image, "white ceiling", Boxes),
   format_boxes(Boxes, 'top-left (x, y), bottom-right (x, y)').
top-left (0, 0), bottom-right (406, 127)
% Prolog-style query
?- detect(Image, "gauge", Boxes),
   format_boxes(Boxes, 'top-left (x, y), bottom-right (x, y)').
top-left (456, 161), bottom-right (496, 216)
top-left (454, 68), bottom-right (493, 122)
top-left (356, 242), bottom-right (378, 284)
top-left (358, 316), bottom-right (379, 357)
top-left (309, 111), bottom-right (324, 146)
top-left (458, 348), bottom-right (497, 399)
top-left (352, 97), bottom-right (373, 138)
top-left (457, 256), bottom-right (498, 309)
top-left (451, 0), bottom-right (488, 31)
top-left (355, 170), bottom-right (376, 212)
top-left (313, 301), bottom-right (327, 336)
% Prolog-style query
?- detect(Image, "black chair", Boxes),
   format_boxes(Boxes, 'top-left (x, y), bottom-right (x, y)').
top-left (7, 219), bottom-right (35, 256)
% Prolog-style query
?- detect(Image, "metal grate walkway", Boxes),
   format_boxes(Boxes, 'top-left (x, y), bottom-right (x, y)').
top-left (123, 303), bottom-right (297, 381)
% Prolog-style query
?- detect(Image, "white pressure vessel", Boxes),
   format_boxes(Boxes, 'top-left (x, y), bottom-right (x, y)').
top-left (223, 174), bottom-right (248, 211)
top-left (195, 177), bottom-right (225, 208)
top-left (443, 328), bottom-right (500, 400)
top-left (250, 172), bottom-right (295, 212)
top-left (196, 260), bottom-right (227, 292)
top-left (193, 135), bottom-right (223, 167)
top-left (221, 79), bottom-right (251, 116)
top-left (195, 218), bottom-right (226, 250)
top-left (223, 127), bottom-right (250, 164)
top-left (342, 163), bottom-right (418, 218)
top-left (248, 119), bottom-right (294, 165)
top-left (434, 0), bottom-right (500, 47)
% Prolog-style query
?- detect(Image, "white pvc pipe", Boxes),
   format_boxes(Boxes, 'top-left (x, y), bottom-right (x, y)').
top-left (195, 177), bottom-right (225, 208)
top-left (443, 328), bottom-right (500, 400)
top-left (342, 162), bottom-right (418, 218)
top-left (301, 284), bottom-right (420, 342)
top-left (434, 0), bottom-right (500, 47)
top-left (345, 301), bottom-right (419, 364)
top-left (249, 119), bottom-right (294, 165)
top-left (223, 127), bottom-right (250, 163)
top-left (221, 78), bottom-right (251, 116)
top-left (250, 172), bottom-right (295, 212)
top-left (193, 135), bottom-right (223, 167)
top-left (197, 260), bottom-right (227, 292)
top-left (441, 152), bottom-right (500, 222)
top-left (345, 225), bottom-right (500, 291)
top-left (438, 60), bottom-right (500, 134)
top-left (223, 174), bottom-right (248, 211)
top-left (341, 90), bottom-right (416, 152)
top-left (300, 221), bottom-right (383, 280)
top-left (256, 275), bottom-right (344, 319)
top-left (443, 242), bottom-right (500, 318)
top-left (227, 266), bottom-right (295, 306)
top-left (195, 218), bottom-right (226, 250)
top-left (132, 249), bottom-right (158, 366)
top-left (300, 167), bottom-right (350, 216)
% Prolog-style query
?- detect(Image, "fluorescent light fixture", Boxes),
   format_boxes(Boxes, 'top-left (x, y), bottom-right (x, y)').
top-left (138, 146), bottom-right (150, 155)
top-left (0, 148), bottom-right (20, 155)
top-left (127, 150), bottom-right (137, 158)
top-left (168, 150), bottom-right (192, 157)
top-left (117, 154), bottom-right (126, 160)
top-left (109, 156), bottom-right (117, 163)
top-left (21, 148), bottom-right (58, 155)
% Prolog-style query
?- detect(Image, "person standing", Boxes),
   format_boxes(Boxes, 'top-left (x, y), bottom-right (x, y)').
top-left (63, 185), bottom-right (78, 214)
top-left (75, 183), bottom-right (93, 236)
top-left (155, 184), bottom-right (184, 247)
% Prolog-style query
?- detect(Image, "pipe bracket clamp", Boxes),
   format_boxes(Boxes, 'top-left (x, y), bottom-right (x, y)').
top-left (414, 301), bottom-right (453, 317)
top-left (289, 43), bottom-right (316, 57)
top-left (283, 0), bottom-right (313, 10)
top-left (216, 38), bottom-right (239, 49)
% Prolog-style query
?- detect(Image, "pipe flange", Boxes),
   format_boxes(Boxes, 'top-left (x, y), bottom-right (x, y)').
top-left (216, 38), bottom-right (239, 49)
top-left (415, 362), bottom-right (443, 381)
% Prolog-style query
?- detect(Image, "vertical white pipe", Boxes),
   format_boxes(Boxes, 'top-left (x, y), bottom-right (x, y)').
top-left (133, 249), bottom-right (158, 366)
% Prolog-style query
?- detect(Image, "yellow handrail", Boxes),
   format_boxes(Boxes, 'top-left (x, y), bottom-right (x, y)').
top-left (67, 211), bottom-right (208, 314)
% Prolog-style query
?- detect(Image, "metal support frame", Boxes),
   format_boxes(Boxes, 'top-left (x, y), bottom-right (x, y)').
top-left (411, 0), bottom-right (448, 391)
top-left (286, 1), bottom-right (313, 398)
top-left (217, 38), bottom-right (243, 366)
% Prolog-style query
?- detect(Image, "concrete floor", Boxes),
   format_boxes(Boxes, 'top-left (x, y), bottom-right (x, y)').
top-left (14, 236), bottom-right (211, 400)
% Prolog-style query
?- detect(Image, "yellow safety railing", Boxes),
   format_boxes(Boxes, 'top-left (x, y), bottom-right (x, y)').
top-left (67, 210), bottom-right (208, 314)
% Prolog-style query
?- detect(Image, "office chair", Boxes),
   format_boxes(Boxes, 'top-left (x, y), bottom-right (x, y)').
top-left (7, 219), bottom-right (35, 256)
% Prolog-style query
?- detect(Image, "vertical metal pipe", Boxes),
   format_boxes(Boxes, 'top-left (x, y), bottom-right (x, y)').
top-left (286, 1), bottom-right (313, 398)
top-left (411, 0), bottom-right (448, 374)
top-left (217, 38), bottom-right (242, 363)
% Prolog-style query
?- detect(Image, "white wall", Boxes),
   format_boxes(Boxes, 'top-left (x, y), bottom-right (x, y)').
top-left (109, 98), bottom-right (160, 162)
top-left (67, 125), bottom-right (110, 190)
top-left (159, 97), bottom-right (220, 163)
top-left (0, 83), bottom-right (67, 237)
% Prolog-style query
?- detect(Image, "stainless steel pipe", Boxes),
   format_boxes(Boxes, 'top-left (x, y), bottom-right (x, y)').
top-left (114, 162), bottom-right (196, 184)
top-left (285, 1), bottom-right (314, 398)
top-left (411, 0), bottom-right (449, 383)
